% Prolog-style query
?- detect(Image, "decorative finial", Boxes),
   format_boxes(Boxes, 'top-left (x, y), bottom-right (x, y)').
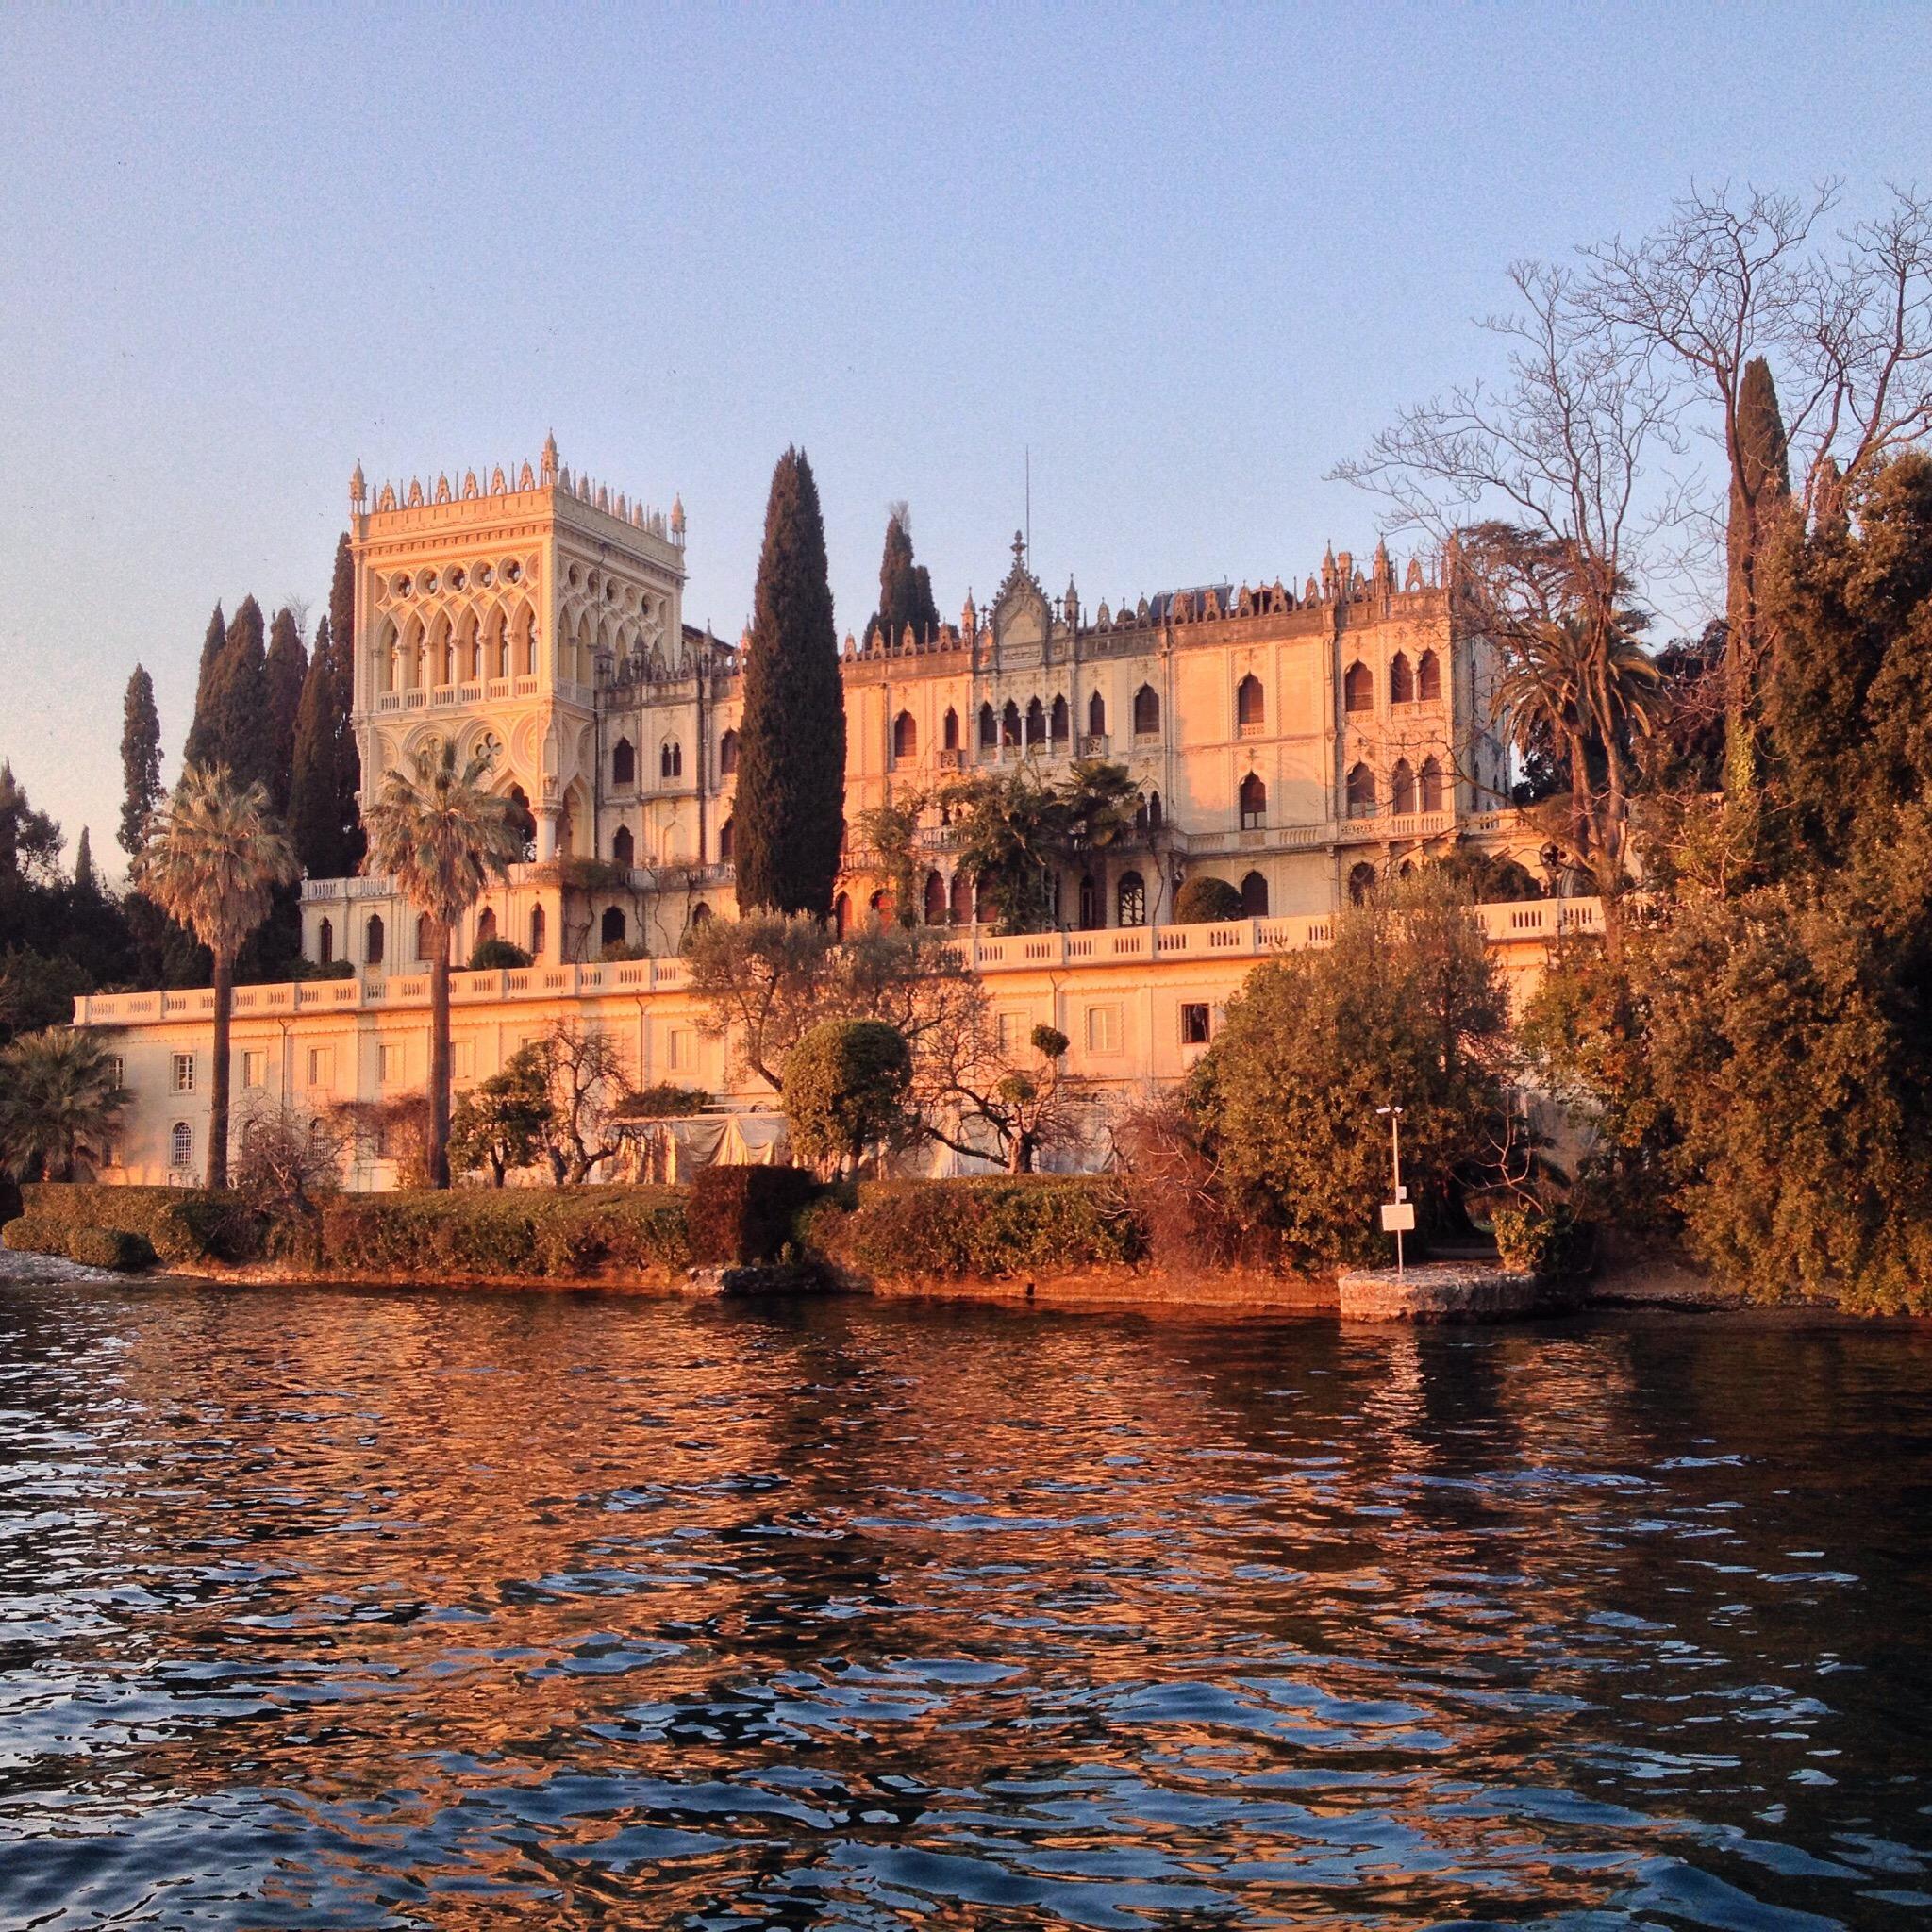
top-left (671, 493), bottom-right (685, 539)
top-left (1012, 528), bottom-right (1026, 568)
top-left (541, 431), bottom-right (558, 480)
top-left (350, 460), bottom-right (365, 508)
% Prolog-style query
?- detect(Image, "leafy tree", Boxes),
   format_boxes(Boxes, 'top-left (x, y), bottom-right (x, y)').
top-left (614, 1082), bottom-right (712, 1119)
top-left (183, 604), bottom-right (225, 769)
top-left (73, 828), bottom-right (94, 893)
top-left (262, 606), bottom-right (309, 818)
top-left (735, 447), bottom-right (844, 917)
top-left (119, 664), bottom-right (163, 858)
top-left (853, 789), bottom-right (924, 927)
top-left (865, 502), bottom-right (941, 650)
top-left (0, 760), bottom-right (62, 882)
top-left (782, 1018), bottom-right (913, 1177)
top-left (1189, 874), bottom-right (1511, 1268)
top-left (136, 763), bottom-right (298, 1188)
top-left (0, 948), bottom-right (92, 1043)
top-left (1175, 875), bottom-right (1242, 923)
top-left (449, 1047), bottom-right (555, 1187)
top-left (360, 740), bottom-right (522, 1188)
top-left (0, 1026), bottom-right (126, 1180)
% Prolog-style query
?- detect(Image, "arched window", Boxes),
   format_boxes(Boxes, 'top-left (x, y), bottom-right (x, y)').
top-left (949, 873), bottom-right (973, 925)
top-left (317, 917), bottom-right (333, 966)
top-left (719, 729), bottom-right (739, 776)
top-left (1344, 661), bottom-right (1374, 713)
top-left (1347, 762), bottom-right (1376, 817)
top-left (1241, 870), bottom-right (1270, 917)
top-left (611, 825), bottom-right (634, 867)
top-left (365, 912), bottom-right (385, 967)
top-left (1002, 700), bottom-right (1022, 749)
top-left (660, 741), bottom-right (683, 780)
top-left (1088, 691), bottom-right (1107, 739)
top-left (1237, 674), bottom-right (1265, 729)
top-left (1391, 758), bottom-right (1416, 817)
top-left (601, 907), bottom-right (626, 950)
top-left (504, 786), bottom-right (536, 863)
top-left (1133, 684), bottom-right (1159, 735)
top-left (1078, 874), bottom-right (1099, 930)
top-left (1117, 870), bottom-right (1146, 927)
top-left (719, 815), bottom-right (735, 862)
top-left (475, 907), bottom-right (497, 948)
top-left (869, 888), bottom-right (892, 920)
top-left (690, 902), bottom-right (713, 928)
top-left (1349, 862), bottom-right (1377, 906)
top-left (833, 892), bottom-right (851, 941)
top-left (1050, 694), bottom-right (1069, 743)
top-left (974, 875), bottom-right (994, 925)
top-left (1420, 756), bottom-right (1445, 813)
top-left (415, 913), bottom-right (435, 963)
top-left (979, 703), bottom-right (997, 750)
top-left (1417, 649), bottom-right (1442, 702)
top-left (612, 737), bottom-right (636, 787)
top-left (1239, 773), bottom-right (1267, 830)
top-left (893, 710), bottom-right (917, 759)
top-left (171, 1122), bottom-right (192, 1169)
top-left (923, 871), bottom-right (946, 925)
top-left (1390, 652), bottom-right (1415, 705)
top-left (1146, 790), bottom-right (1163, 832)
top-left (529, 907), bottom-right (546, 958)
top-left (1025, 697), bottom-right (1045, 746)
top-left (943, 708), bottom-right (959, 752)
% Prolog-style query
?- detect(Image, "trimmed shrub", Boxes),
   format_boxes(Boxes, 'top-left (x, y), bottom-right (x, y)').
top-left (2, 1214), bottom-right (65, 1256)
top-left (814, 1175), bottom-right (1143, 1282)
top-left (315, 1187), bottom-right (689, 1281)
top-left (469, 937), bottom-right (533, 971)
top-left (687, 1165), bottom-right (825, 1266)
top-left (22, 1185), bottom-right (265, 1265)
top-left (67, 1226), bottom-right (158, 1272)
top-left (1175, 875), bottom-right (1244, 924)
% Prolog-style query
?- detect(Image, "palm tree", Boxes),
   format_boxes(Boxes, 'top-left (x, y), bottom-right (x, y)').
top-left (137, 764), bottom-right (298, 1188)
top-left (361, 740), bottom-right (521, 1188)
top-left (0, 1026), bottom-right (127, 1180)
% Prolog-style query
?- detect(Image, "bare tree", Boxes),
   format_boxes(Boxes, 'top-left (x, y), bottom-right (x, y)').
top-left (535, 1019), bottom-right (636, 1183)
top-left (911, 1003), bottom-right (1091, 1173)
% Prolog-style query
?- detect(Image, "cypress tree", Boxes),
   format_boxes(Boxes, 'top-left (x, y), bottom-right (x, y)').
top-left (866, 502), bottom-right (941, 649)
top-left (73, 826), bottom-right (93, 892)
top-left (200, 596), bottom-right (269, 790)
top-left (1724, 357), bottom-right (1792, 789)
top-left (118, 664), bottom-right (163, 857)
top-left (182, 603), bottom-right (226, 769)
top-left (327, 533), bottom-right (364, 867)
top-left (262, 606), bottom-right (309, 816)
top-left (290, 618), bottom-right (341, 877)
top-left (735, 446), bottom-right (845, 917)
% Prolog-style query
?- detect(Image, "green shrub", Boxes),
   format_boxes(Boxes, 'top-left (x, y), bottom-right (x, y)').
top-left (22, 1184), bottom-right (264, 1265)
top-left (315, 1187), bottom-right (689, 1280)
top-left (66, 1226), bottom-right (158, 1272)
top-left (687, 1166), bottom-right (825, 1266)
top-left (468, 937), bottom-right (534, 971)
top-left (814, 1175), bottom-right (1143, 1281)
top-left (1175, 875), bottom-right (1244, 924)
top-left (1493, 1203), bottom-right (1593, 1278)
top-left (2, 1214), bottom-right (65, 1256)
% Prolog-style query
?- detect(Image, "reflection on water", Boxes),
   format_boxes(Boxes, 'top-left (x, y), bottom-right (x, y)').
top-left (2, 1285), bottom-right (1930, 1928)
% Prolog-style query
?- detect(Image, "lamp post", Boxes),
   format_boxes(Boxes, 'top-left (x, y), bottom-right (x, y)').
top-left (1375, 1103), bottom-right (1409, 1279)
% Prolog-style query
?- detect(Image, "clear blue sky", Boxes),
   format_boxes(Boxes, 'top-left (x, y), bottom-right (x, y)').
top-left (1, 5), bottom-right (1924, 873)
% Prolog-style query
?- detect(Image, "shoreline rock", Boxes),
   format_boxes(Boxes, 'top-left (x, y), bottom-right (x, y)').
top-left (1338, 1261), bottom-right (1556, 1324)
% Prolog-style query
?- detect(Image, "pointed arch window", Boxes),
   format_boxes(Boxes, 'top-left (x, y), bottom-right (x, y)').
top-left (1344, 661), bottom-right (1374, 713)
top-left (1349, 862), bottom-right (1377, 906)
top-left (475, 907), bottom-right (497, 948)
top-left (317, 917), bottom-right (333, 966)
top-left (660, 741), bottom-right (683, 780)
top-left (1241, 870), bottom-right (1269, 917)
top-left (529, 906), bottom-right (546, 958)
top-left (1239, 773), bottom-right (1267, 830)
top-left (942, 708), bottom-right (959, 753)
top-left (1050, 694), bottom-right (1069, 743)
top-left (833, 892), bottom-right (851, 941)
top-left (1391, 758), bottom-right (1417, 817)
top-left (1390, 652), bottom-right (1415, 704)
top-left (719, 728), bottom-right (740, 775)
top-left (923, 871), bottom-right (946, 925)
top-left (1002, 701), bottom-right (1022, 749)
top-left (1025, 697), bottom-right (1045, 746)
top-left (719, 815), bottom-right (736, 862)
top-left (1088, 691), bottom-right (1107, 738)
top-left (1420, 755), bottom-right (1445, 814)
top-left (611, 825), bottom-right (634, 867)
top-left (1117, 871), bottom-right (1147, 928)
top-left (415, 913), bottom-right (436, 963)
top-left (1236, 673), bottom-right (1265, 730)
top-left (1346, 762), bottom-right (1376, 817)
top-left (892, 710), bottom-right (918, 760)
top-left (1078, 874), bottom-right (1099, 930)
top-left (601, 906), bottom-right (626, 951)
top-left (1133, 684), bottom-right (1160, 736)
top-left (612, 737), bottom-right (636, 787)
top-left (949, 872), bottom-right (974, 926)
top-left (1417, 649), bottom-right (1442, 702)
top-left (365, 912), bottom-right (385, 967)
top-left (979, 702), bottom-right (998, 751)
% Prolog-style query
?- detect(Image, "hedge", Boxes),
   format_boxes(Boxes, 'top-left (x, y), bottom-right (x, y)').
top-left (812, 1175), bottom-right (1144, 1282)
top-left (686, 1166), bottom-right (825, 1266)
top-left (2, 1215), bottom-right (64, 1257)
top-left (67, 1227), bottom-right (158, 1272)
top-left (20, 1184), bottom-right (264, 1265)
top-left (315, 1187), bottom-right (689, 1280)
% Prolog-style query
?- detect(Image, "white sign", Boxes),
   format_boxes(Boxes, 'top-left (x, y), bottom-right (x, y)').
top-left (1380, 1202), bottom-right (1416, 1233)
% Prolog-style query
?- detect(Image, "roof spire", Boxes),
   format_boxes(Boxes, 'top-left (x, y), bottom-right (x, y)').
top-left (541, 431), bottom-right (558, 481)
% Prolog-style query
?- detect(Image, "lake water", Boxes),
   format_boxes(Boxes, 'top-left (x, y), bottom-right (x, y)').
top-left (2, 1282), bottom-right (1930, 1930)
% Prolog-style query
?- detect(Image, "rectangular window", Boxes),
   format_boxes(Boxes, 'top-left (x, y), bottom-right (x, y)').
top-left (667, 1027), bottom-right (694, 1073)
top-left (306, 1046), bottom-right (334, 1089)
top-left (453, 1040), bottom-right (475, 1082)
top-left (1180, 1002), bottom-right (1211, 1045)
top-left (172, 1053), bottom-right (195, 1093)
top-left (242, 1049), bottom-right (266, 1090)
top-left (379, 1042), bottom-right (400, 1085)
top-left (995, 1009), bottom-right (1028, 1055)
top-left (108, 1055), bottom-right (125, 1089)
top-left (1085, 1005), bottom-right (1122, 1055)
